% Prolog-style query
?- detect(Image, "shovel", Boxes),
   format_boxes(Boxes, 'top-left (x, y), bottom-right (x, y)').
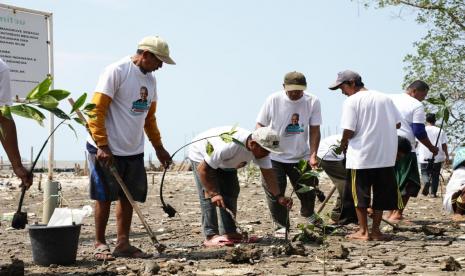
top-left (11, 186), bottom-right (28, 229)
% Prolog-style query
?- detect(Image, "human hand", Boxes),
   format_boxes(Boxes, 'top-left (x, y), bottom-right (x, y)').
top-left (155, 145), bottom-right (172, 169)
top-left (309, 155), bottom-right (318, 170)
top-left (97, 145), bottom-right (113, 167)
top-left (210, 194), bottom-right (226, 208)
top-left (278, 196), bottom-right (293, 209)
top-left (14, 165), bottom-right (33, 190)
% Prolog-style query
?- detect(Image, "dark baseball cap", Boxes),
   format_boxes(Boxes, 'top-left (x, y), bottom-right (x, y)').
top-left (284, 71), bottom-right (307, 91)
top-left (329, 70), bottom-right (362, 90)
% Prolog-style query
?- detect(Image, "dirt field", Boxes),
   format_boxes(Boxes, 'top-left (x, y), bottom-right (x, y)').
top-left (1, 168), bottom-right (464, 275)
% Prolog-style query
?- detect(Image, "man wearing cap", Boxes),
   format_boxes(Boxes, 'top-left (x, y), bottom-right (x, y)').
top-left (385, 81), bottom-right (439, 223)
top-left (256, 71), bottom-right (322, 234)
top-left (87, 36), bottom-right (175, 260)
top-left (188, 126), bottom-right (293, 246)
top-left (329, 70), bottom-right (402, 241)
top-left (443, 147), bottom-right (465, 222)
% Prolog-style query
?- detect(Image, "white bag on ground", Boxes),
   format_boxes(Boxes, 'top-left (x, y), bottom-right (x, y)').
top-left (47, 205), bottom-right (92, 227)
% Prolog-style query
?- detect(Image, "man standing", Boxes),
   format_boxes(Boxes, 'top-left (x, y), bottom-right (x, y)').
top-left (0, 58), bottom-right (33, 189)
top-left (330, 70), bottom-right (402, 241)
top-left (256, 71), bottom-right (322, 234)
top-left (188, 126), bottom-right (292, 246)
top-left (87, 36), bottom-right (174, 260)
top-left (386, 81), bottom-right (439, 223)
top-left (418, 113), bottom-right (449, 197)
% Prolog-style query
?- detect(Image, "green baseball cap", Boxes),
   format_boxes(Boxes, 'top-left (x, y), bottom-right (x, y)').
top-left (283, 71), bottom-right (307, 91)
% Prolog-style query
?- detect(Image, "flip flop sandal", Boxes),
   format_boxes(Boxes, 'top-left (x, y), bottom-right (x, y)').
top-left (203, 235), bottom-right (234, 247)
top-left (112, 245), bottom-right (153, 259)
top-left (94, 244), bottom-right (115, 261)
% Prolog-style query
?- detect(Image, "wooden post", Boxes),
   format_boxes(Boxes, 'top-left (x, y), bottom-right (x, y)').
top-left (84, 151), bottom-right (89, 176)
top-left (152, 174), bottom-right (155, 186)
top-left (30, 146), bottom-right (33, 169)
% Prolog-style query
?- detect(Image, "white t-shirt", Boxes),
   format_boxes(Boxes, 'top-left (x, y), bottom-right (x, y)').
top-left (443, 167), bottom-right (465, 214)
top-left (317, 135), bottom-right (344, 161)
top-left (341, 90), bottom-right (402, 169)
top-left (188, 126), bottom-right (272, 169)
top-left (0, 59), bottom-right (12, 106)
top-left (417, 125), bottom-right (448, 163)
top-left (389, 93), bottom-right (426, 151)
top-left (87, 56), bottom-right (158, 156)
top-left (256, 91), bottom-right (322, 163)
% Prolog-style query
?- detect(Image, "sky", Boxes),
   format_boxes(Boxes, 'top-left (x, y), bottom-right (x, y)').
top-left (1, 0), bottom-right (425, 163)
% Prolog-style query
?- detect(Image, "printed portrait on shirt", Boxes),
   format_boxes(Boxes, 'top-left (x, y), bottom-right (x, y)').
top-left (285, 113), bottom-right (304, 135)
top-left (131, 86), bottom-right (151, 115)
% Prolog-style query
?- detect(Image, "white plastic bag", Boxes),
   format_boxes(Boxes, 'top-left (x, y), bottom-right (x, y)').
top-left (47, 205), bottom-right (92, 227)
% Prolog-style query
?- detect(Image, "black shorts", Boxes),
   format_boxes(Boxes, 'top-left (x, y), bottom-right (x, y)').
top-left (347, 167), bottom-right (402, 210)
top-left (87, 143), bottom-right (148, 202)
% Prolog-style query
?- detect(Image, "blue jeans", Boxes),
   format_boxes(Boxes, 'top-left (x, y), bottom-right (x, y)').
top-left (191, 161), bottom-right (240, 237)
top-left (420, 162), bottom-right (442, 196)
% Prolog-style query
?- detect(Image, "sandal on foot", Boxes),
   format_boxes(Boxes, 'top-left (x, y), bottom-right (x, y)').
top-left (112, 245), bottom-right (153, 259)
top-left (203, 235), bottom-right (234, 247)
top-left (94, 244), bottom-right (115, 261)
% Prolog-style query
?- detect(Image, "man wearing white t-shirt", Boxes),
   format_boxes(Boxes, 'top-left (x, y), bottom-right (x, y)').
top-left (0, 58), bottom-right (33, 189)
top-left (188, 126), bottom-right (292, 246)
top-left (87, 36), bottom-right (174, 260)
top-left (329, 70), bottom-right (402, 241)
top-left (418, 113), bottom-right (449, 197)
top-left (386, 80), bottom-right (439, 223)
top-left (256, 71), bottom-right (322, 231)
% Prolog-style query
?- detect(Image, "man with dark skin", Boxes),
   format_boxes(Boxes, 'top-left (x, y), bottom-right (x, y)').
top-left (0, 58), bottom-right (33, 189)
top-left (330, 70), bottom-right (401, 241)
top-left (88, 36), bottom-right (173, 260)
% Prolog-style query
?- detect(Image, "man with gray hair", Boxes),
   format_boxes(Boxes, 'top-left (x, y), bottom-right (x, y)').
top-left (256, 71), bottom-right (322, 236)
top-left (87, 36), bottom-right (174, 260)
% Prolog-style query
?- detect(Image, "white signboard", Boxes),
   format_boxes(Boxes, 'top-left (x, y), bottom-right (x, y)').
top-left (0, 5), bottom-right (50, 98)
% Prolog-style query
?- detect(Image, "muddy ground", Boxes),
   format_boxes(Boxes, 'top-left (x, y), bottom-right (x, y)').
top-left (1, 167), bottom-right (464, 275)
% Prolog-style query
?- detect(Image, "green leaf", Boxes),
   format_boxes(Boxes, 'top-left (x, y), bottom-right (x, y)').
top-left (297, 159), bottom-right (308, 173)
top-left (439, 93), bottom-right (446, 102)
top-left (38, 105), bottom-right (70, 120)
top-left (436, 108), bottom-right (444, 120)
top-left (232, 137), bottom-right (246, 148)
top-left (38, 95), bottom-right (59, 109)
top-left (0, 106), bottom-right (12, 120)
top-left (426, 98), bottom-right (443, 105)
top-left (71, 93), bottom-right (87, 113)
top-left (443, 108), bottom-right (449, 124)
top-left (219, 133), bottom-right (233, 143)
top-left (206, 141), bottom-right (214, 156)
top-left (83, 103), bottom-right (96, 111)
top-left (10, 104), bottom-right (46, 126)
top-left (26, 76), bottom-right (52, 100)
top-left (300, 171), bottom-right (319, 180)
top-left (67, 123), bottom-right (78, 139)
top-left (73, 117), bottom-right (85, 126)
top-left (296, 184), bottom-right (314, 194)
top-left (47, 89), bottom-right (71, 101)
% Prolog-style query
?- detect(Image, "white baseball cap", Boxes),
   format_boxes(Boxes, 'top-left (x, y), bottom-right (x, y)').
top-left (138, 36), bottom-right (176, 65)
top-left (252, 127), bottom-right (282, 154)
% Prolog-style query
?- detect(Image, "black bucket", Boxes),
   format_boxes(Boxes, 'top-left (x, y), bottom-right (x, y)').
top-left (28, 224), bottom-right (81, 266)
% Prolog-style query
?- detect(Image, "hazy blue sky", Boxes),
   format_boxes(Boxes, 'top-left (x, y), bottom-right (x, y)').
top-left (2, 0), bottom-right (424, 162)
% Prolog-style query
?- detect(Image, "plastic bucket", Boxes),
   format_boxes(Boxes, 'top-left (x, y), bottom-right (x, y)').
top-left (28, 224), bottom-right (81, 266)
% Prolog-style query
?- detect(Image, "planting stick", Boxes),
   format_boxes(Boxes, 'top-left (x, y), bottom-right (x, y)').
top-left (68, 98), bottom-right (165, 253)
top-left (316, 186), bottom-right (336, 214)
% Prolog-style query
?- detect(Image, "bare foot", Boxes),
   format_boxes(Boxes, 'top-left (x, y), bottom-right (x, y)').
top-left (346, 230), bottom-right (370, 241)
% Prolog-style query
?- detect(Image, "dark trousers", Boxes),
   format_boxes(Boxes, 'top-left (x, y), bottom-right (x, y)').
top-left (262, 160), bottom-right (317, 229)
top-left (191, 161), bottom-right (240, 237)
top-left (420, 162), bottom-right (442, 196)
